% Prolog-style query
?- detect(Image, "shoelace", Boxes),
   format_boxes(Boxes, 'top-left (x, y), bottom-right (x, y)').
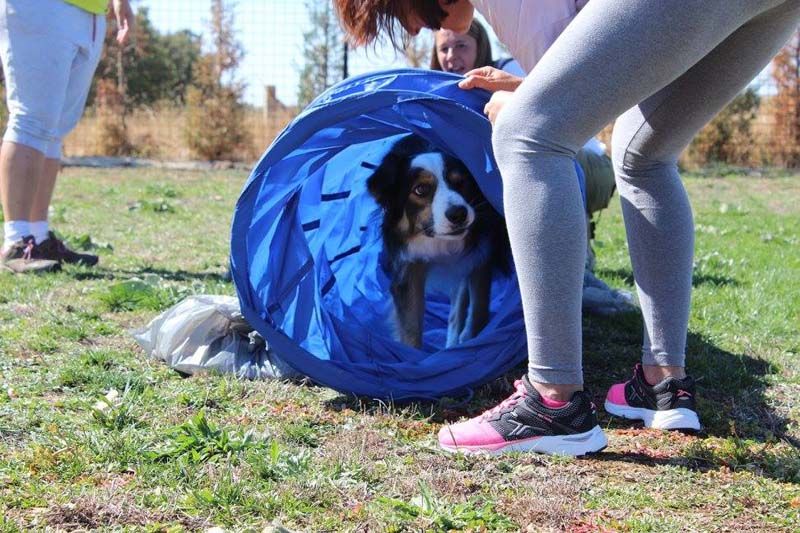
top-left (22, 239), bottom-right (35, 261)
top-left (481, 379), bottom-right (527, 420)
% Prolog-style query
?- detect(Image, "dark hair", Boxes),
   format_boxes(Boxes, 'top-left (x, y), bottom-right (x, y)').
top-left (333, 0), bottom-right (459, 48)
top-left (429, 19), bottom-right (493, 71)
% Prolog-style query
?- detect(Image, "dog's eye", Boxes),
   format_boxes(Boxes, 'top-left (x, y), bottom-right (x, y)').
top-left (413, 183), bottom-right (432, 197)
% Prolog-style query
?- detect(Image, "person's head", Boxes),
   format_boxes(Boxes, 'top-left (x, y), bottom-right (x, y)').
top-left (430, 20), bottom-right (492, 74)
top-left (333, 0), bottom-right (474, 48)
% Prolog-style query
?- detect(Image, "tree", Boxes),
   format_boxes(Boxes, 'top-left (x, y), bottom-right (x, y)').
top-left (184, 0), bottom-right (251, 161)
top-left (90, 8), bottom-right (138, 156)
top-left (297, 0), bottom-right (345, 108)
top-left (94, 7), bottom-right (202, 107)
top-left (157, 30), bottom-right (204, 105)
top-left (770, 30), bottom-right (800, 167)
top-left (688, 89), bottom-right (761, 167)
top-left (93, 78), bottom-right (134, 156)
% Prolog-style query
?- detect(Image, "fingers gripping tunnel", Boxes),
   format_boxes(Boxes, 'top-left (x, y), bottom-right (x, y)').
top-left (230, 69), bottom-right (585, 401)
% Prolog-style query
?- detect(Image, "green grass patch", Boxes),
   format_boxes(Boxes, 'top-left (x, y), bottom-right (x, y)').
top-left (376, 481), bottom-right (516, 532)
top-left (683, 437), bottom-right (800, 483)
top-left (148, 410), bottom-right (264, 464)
top-left (95, 278), bottom-right (185, 312)
top-left (251, 440), bottom-right (312, 482)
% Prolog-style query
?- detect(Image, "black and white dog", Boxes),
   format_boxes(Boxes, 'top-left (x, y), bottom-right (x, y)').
top-left (368, 135), bottom-right (509, 349)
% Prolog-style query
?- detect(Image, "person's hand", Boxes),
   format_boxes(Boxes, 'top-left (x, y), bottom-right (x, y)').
top-left (458, 66), bottom-right (523, 93)
top-left (483, 90), bottom-right (514, 124)
top-left (111, 0), bottom-right (134, 45)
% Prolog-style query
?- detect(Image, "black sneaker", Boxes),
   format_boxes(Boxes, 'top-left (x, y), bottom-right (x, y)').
top-left (1, 236), bottom-right (61, 274)
top-left (35, 231), bottom-right (99, 266)
top-left (438, 375), bottom-right (607, 456)
top-left (605, 363), bottom-right (700, 431)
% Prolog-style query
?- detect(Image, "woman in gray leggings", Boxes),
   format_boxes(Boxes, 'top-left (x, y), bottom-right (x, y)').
top-left (335, 0), bottom-right (800, 456)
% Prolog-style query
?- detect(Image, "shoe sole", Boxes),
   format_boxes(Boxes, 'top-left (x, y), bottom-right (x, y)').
top-left (440, 424), bottom-right (608, 457)
top-left (605, 400), bottom-right (700, 431)
top-left (2, 260), bottom-right (61, 274)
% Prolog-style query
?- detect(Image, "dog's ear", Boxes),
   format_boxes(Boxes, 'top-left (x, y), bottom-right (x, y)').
top-left (367, 150), bottom-right (404, 208)
top-left (368, 135), bottom-right (430, 207)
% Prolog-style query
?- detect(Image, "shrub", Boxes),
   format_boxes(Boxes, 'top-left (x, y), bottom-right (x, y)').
top-left (183, 0), bottom-right (251, 161)
top-left (769, 30), bottom-right (800, 167)
top-left (184, 68), bottom-right (250, 161)
top-left (685, 89), bottom-right (761, 168)
top-left (93, 79), bottom-right (134, 156)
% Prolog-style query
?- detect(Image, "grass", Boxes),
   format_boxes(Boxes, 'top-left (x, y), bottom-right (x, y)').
top-left (0, 166), bottom-right (799, 531)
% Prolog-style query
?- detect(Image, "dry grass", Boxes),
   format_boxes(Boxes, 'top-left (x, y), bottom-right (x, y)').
top-left (64, 103), bottom-right (298, 162)
top-left (61, 93), bottom-right (800, 170)
top-left (45, 495), bottom-right (208, 531)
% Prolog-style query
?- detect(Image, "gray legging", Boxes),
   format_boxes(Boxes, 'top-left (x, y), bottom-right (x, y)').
top-left (491, 0), bottom-right (800, 385)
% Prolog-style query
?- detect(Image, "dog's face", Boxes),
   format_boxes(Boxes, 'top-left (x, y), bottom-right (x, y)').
top-left (403, 151), bottom-right (478, 240)
top-left (368, 136), bottom-right (509, 349)
top-left (368, 136), bottom-right (485, 252)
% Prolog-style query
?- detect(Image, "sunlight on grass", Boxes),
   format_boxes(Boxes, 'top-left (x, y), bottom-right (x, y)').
top-left (148, 410), bottom-right (265, 464)
top-left (1, 168), bottom-right (798, 531)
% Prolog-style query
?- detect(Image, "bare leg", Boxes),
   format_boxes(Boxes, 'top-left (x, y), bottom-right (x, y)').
top-left (0, 142), bottom-right (45, 222)
top-left (29, 158), bottom-right (61, 222)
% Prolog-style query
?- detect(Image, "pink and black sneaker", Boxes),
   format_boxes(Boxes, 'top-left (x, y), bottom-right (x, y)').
top-left (438, 376), bottom-right (607, 456)
top-left (605, 363), bottom-right (701, 431)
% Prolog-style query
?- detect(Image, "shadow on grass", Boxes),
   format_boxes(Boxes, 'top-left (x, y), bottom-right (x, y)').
top-left (133, 266), bottom-right (230, 283)
top-left (580, 308), bottom-right (791, 445)
top-left (323, 304), bottom-right (798, 482)
top-left (597, 267), bottom-right (739, 288)
top-left (588, 446), bottom-right (799, 485)
top-left (326, 307), bottom-right (787, 440)
top-left (63, 265), bottom-right (230, 283)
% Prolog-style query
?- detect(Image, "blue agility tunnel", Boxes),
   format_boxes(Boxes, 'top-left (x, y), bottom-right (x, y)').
top-left (230, 69), bottom-right (585, 401)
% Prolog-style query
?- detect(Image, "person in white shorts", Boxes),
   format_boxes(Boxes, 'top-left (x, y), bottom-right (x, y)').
top-left (0, 0), bottom-right (133, 273)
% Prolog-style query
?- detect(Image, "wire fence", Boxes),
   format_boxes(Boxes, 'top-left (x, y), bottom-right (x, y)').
top-left (5, 0), bottom-right (796, 168)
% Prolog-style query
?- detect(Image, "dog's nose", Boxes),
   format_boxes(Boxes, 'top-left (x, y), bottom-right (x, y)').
top-left (445, 205), bottom-right (468, 225)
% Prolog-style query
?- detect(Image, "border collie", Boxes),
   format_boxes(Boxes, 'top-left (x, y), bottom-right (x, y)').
top-left (367, 135), bottom-right (509, 349)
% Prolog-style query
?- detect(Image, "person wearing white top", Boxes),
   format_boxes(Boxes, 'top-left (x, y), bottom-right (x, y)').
top-left (335, 0), bottom-right (800, 456)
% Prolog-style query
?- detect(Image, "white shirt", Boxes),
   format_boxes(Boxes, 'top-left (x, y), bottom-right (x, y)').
top-left (470, 0), bottom-right (588, 73)
top-left (472, 0), bottom-right (605, 155)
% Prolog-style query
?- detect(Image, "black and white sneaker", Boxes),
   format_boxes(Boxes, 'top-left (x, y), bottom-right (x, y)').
top-left (605, 363), bottom-right (700, 431)
top-left (438, 375), bottom-right (608, 456)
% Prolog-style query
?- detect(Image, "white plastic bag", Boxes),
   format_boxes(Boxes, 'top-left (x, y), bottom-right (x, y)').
top-left (132, 295), bottom-right (299, 380)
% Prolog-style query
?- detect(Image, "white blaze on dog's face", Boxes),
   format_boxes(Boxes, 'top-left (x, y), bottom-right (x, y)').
top-left (404, 152), bottom-right (476, 259)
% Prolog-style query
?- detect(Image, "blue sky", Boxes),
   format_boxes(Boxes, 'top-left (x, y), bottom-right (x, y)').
top-left (139, 0), bottom-right (435, 107)
top-left (138, 1), bottom-right (776, 107)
